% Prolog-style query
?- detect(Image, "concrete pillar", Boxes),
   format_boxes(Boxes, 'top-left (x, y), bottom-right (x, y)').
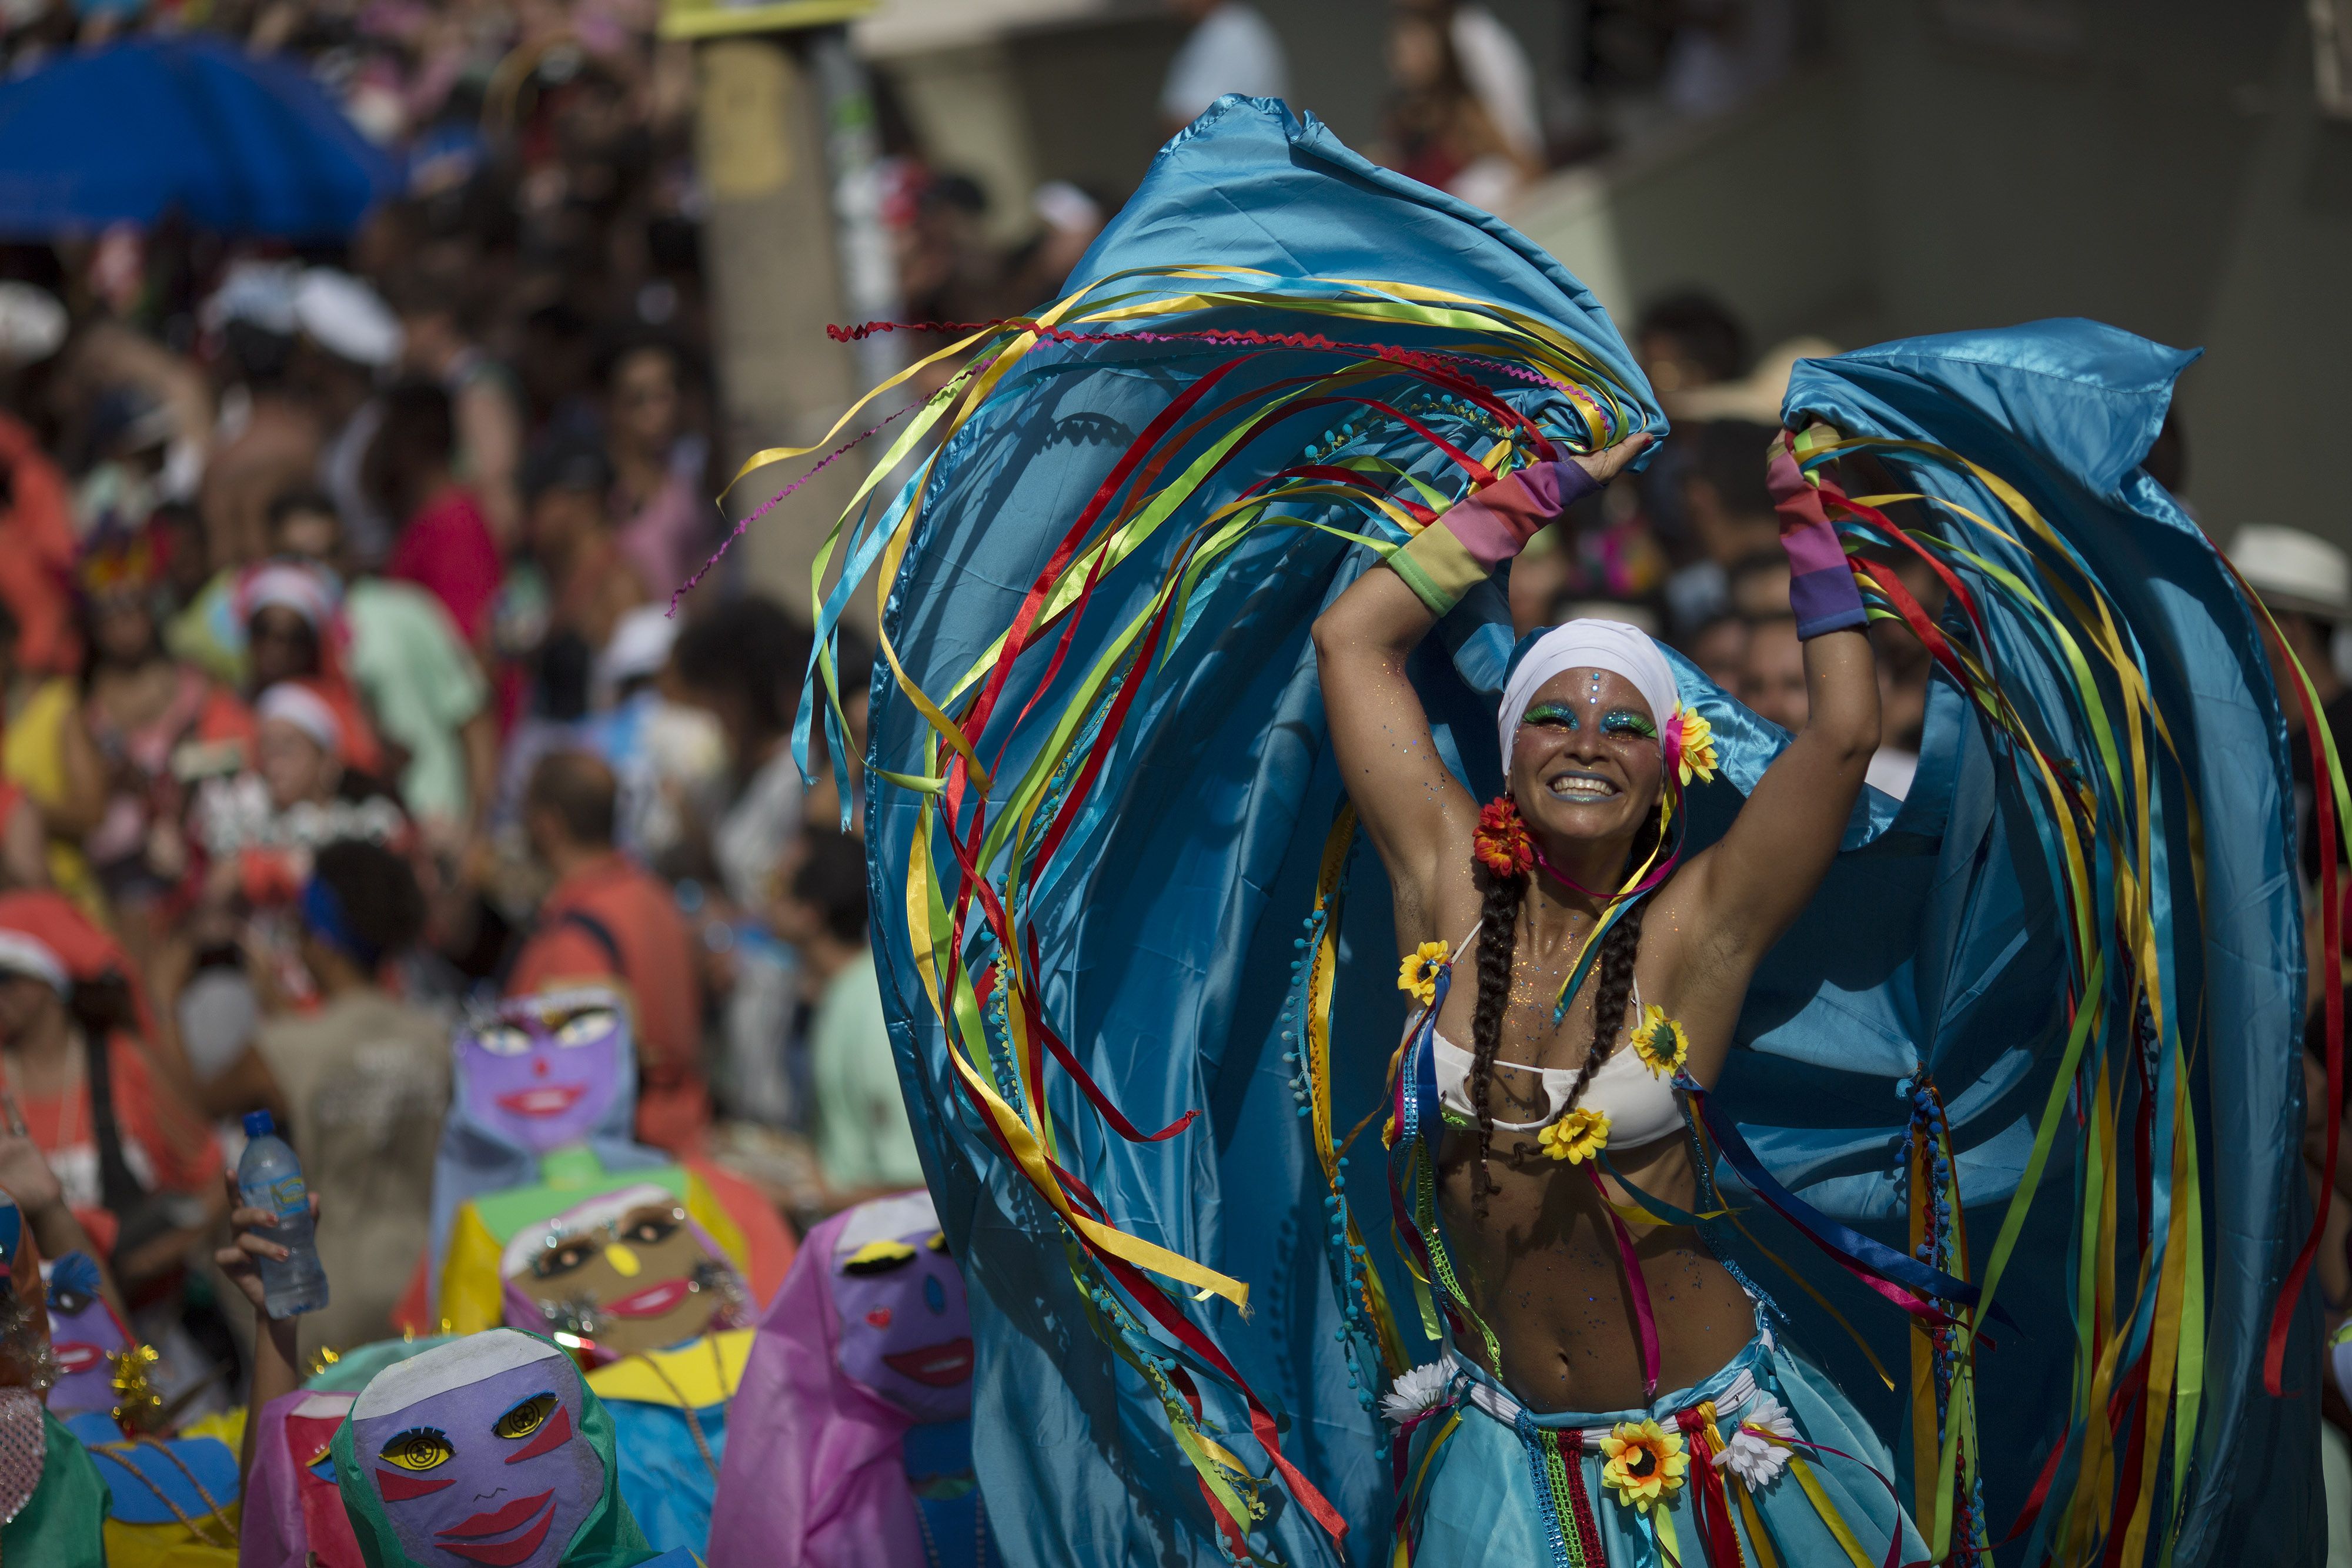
top-left (692, 34), bottom-right (866, 620)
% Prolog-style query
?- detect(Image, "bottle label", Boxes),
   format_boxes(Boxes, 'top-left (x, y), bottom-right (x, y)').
top-left (266, 1175), bottom-right (307, 1218)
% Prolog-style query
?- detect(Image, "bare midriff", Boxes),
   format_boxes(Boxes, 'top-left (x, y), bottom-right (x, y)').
top-left (1435, 1078), bottom-right (1751, 1413)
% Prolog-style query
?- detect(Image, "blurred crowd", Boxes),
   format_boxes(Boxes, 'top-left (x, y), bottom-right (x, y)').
top-left (0, 0), bottom-right (956, 1426)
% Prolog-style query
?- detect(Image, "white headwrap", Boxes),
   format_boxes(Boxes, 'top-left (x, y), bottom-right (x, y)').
top-left (1498, 619), bottom-right (1681, 775)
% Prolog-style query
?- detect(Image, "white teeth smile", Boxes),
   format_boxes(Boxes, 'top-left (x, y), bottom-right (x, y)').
top-left (1549, 774), bottom-right (1618, 800)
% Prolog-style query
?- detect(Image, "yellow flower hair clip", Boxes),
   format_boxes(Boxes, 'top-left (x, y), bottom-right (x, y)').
top-left (1628, 1004), bottom-right (1688, 1078)
top-left (1397, 940), bottom-right (1449, 1007)
top-left (1675, 710), bottom-right (1718, 787)
top-left (1536, 1105), bottom-right (1611, 1165)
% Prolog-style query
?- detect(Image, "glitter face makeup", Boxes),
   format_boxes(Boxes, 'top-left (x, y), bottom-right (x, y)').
top-left (1521, 702), bottom-right (1580, 731)
top-left (1601, 709), bottom-right (1658, 741)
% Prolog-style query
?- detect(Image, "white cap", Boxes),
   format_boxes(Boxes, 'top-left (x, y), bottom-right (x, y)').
top-left (0, 930), bottom-right (66, 993)
top-left (0, 284), bottom-right (65, 370)
top-left (203, 260), bottom-right (301, 336)
top-left (257, 683), bottom-right (343, 754)
top-left (2230, 524), bottom-right (2351, 620)
top-left (293, 269), bottom-right (402, 369)
top-left (593, 604), bottom-right (680, 706)
top-left (352, 1330), bottom-right (563, 1420)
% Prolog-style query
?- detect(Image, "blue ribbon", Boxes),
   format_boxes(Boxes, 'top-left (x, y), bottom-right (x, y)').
top-left (1692, 1082), bottom-right (2018, 1329)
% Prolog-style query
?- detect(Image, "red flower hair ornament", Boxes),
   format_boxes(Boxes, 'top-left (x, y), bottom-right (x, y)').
top-left (1474, 797), bottom-right (1534, 878)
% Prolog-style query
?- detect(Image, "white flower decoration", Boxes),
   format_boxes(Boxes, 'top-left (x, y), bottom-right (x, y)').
top-left (1381, 1362), bottom-right (1454, 1426)
top-left (1713, 1393), bottom-right (1798, 1487)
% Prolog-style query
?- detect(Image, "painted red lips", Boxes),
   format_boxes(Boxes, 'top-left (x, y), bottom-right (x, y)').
top-left (883, 1336), bottom-right (974, 1388)
top-left (52, 1341), bottom-right (103, 1376)
top-left (435, 1489), bottom-right (555, 1567)
top-left (495, 1084), bottom-right (586, 1118)
top-left (603, 1278), bottom-right (692, 1319)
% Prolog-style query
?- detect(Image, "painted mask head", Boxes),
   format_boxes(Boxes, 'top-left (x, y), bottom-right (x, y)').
top-left (41, 1250), bottom-right (129, 1417)
top-left (457, 988), bottom-right (630, 1154)
top-left (827, 1191), bottom-right (972, 1425)
top-left (0, 1193), bottom-right (51, 1395)
top-left (500, 1184), bottom-right (747, 1361)
top-left (347, 1331), bottom-right (604, 1568)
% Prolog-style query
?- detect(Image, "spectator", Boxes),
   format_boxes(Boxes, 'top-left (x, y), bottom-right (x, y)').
top-left (2231, 524), bottom-right (2352, 885)
top-left (1385, 0), bottom-right (1540, 210)
top-left (1635, 291), bottom-right (1747, 397)
top-left (1162, 0), bottom-right (1290, 131)
top-left (267, 490), bottom-right (495, 842)
top-left (1738, 610), bottom-right (1806, 731)
top-left (507, 750), bottom-right (709, 1154)
top-left (523, 433), bottom-right (649, 664)
top-left (603, 337), bottom-right (712, 600)
top-left (77, 524), bottom-right (256, 965)
top-left (0, 593), bottom-right (106, 911)
top-left (188, 838), bottom-right (448, 1353)
top-left (292, 268), bottom-right (405, 567)
top-left (198, 262), bottom-right (322, 573)
top-left (674, 596), bottom-right (811, 914)
top-left (235, 561), bottom-right (387, 780)
top-left (0, 891), bottom-right (222, 1285)
top-left (389, 270), bottom-right (525, 551)
top-left (189, 683), bottom-right (410, 927)
top-left (368, 379), bottom-right (504, 656)
top-left (0, 401), bottom-right (82, 679)
top-left (771, 828), bottom-right (920, 1205)
top-left (1680, 611), bottom-right (1749, 694)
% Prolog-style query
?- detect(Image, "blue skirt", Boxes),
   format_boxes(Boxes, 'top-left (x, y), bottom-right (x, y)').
top-left (1399, 1327), bottom-right (1926, 1567)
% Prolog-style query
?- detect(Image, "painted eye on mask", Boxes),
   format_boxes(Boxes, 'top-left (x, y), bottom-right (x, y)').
top-left (926, 1232), bottom-right (949, 1255)
top-left (553, 1009), bottom-right (618, 1047)
top-left (620, 1211), bottom-right (681, 1248)
top-left (841, 1238), bottom-right (918, 1275)
top-left (474, 1025), bottom-right (533, 1057)
top-left (532, 1237), bottom-right (600, 1279)
top-left (493, 1393), bottom-right (557, 1442)
top-left (380, 1428), bottom-right (453, 1472)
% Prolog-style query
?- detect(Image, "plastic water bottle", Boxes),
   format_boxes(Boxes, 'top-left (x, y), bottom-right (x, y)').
top-left (237, 1110), bottom-right (329, 1319)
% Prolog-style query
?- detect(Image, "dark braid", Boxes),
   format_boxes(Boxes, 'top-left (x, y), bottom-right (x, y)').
top-left (1465, 811), bottom-right (1662, 1210)
top-left (1467, 860), bottom-right (1524, 1218)
top-left (1555, 897), bottom-right (1649, 1121)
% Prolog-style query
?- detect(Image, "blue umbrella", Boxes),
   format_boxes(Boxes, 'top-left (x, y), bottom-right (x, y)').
top-left (0, 36), bottom-right (400, 239)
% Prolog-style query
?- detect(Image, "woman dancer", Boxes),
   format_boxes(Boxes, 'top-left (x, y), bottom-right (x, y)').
top-left (1312, 430), bottom-right (1917, 1562)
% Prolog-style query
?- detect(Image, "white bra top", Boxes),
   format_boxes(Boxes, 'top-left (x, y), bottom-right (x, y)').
top-left (1425, 922), bottom-right (1685, 1148)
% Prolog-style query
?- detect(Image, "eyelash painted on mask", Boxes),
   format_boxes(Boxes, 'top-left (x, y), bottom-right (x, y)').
top-left (1522, 702), bottom-right (1579, 730)
top-left (1601, 710), bottom-right (1658, 740)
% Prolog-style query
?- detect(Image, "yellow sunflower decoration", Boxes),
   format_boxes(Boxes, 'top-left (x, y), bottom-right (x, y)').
top-left (1599, 1417), bottom-right (1689, 1512)
top-left (1536, 1105), bottom-right (1611, 1165)
top-left (1629, 1004), bottom-right (1689, 1078)
top-left (1397, 940), bottom-right (1449, 1007)
top-left (1675, 710), bottom-right (1719, 787)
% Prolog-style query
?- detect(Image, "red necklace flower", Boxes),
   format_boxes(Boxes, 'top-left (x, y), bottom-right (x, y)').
top-left (1474, 797), bottom-right (1533, 878)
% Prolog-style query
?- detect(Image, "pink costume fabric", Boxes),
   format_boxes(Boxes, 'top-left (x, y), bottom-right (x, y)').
top-left (236, 1387), bottom-right (365, 1568)
top-left (704, 1194), bottom-right (942, 1568)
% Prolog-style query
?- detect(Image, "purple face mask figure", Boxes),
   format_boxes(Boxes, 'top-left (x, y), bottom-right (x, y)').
top-left (346, 1332), bottom-right (604, 1568)
top-left (457, 989), bottom-right (629, 1155)
top-left (40, 1252), bottom-right (132, 1420)
top-left (828, 1192), bottom-right (973, 1425)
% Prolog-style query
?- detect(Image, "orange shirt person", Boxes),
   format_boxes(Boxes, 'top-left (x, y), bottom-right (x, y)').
top-left (505, 750), bottom-right (708, 1154)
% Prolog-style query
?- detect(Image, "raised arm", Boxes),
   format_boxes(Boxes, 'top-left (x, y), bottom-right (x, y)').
top-left (1311, 435), bottom-right (1648, 938)
top-left (1678, 428), bottom-right (1879, 991)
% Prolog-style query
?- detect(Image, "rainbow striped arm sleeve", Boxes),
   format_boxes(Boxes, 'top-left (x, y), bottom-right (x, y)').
top-left (1385, 459), bottom-right (1599, 616)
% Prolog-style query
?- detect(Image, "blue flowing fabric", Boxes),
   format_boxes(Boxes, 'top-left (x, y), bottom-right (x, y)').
top-left (857, 97), bottom-right (2313, 1566)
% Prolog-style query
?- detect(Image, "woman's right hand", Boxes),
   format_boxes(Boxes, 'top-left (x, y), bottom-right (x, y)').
top-left (1567, 430), bottom-right (1652, 488)
top-left (212, 1167), bottom-right (318, 1316)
